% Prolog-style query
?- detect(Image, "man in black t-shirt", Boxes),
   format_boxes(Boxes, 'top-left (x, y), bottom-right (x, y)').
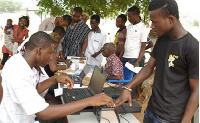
top-left (115, 0), bottom-right (199, 122)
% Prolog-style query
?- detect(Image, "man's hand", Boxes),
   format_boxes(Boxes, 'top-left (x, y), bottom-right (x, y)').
top-left (115, 89), bottom-right (132, 107)
top-left (91, 53), bottom-right (97, 58)
top-left (91, 48), bottom-right (103, 58)
top-left (79, 52), bottom-right (85, 57)
top-left (88, 93), bottom-right (115, 107)
top-left (134, 62), bottom-right (140, 67)
top-left (65, 60), bottom-right (72, 68)
top-left (53, 75), bottom-right (74, 89)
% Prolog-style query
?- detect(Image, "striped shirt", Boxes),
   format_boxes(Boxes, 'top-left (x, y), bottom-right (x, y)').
top-left (62, 20), bottom-right (90, 58)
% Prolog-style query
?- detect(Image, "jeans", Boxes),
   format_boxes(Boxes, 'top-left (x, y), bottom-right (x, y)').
top-left (143, 108), bottom-right (170, 123)
top-left (121, 57), bottom-right (137, 66)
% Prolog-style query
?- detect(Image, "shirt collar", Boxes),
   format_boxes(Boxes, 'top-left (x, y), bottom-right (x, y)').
top-left (117, 26), bottom-right (126, 33)
top-left (51, 17), bottom-right (56, 25)
top-left (132, 21), bottom-right (142, 26)
top-left (106, 53), bottom-right (116, 61)
top-left (90, 27), bottom-right (101, 33)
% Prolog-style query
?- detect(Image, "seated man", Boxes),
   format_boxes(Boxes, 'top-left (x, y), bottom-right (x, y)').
top-left (102, 43), bottom-right (124, 81)
top-left (0, 31), bottom-right (114, 123)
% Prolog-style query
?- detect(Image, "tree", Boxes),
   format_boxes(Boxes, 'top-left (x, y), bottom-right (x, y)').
top-left (36, 0), bottom-right (150, 25)
top-left (0, 0), bottom-right (22, 13)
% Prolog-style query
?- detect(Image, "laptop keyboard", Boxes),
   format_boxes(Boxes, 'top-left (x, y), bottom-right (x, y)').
top-left (73, 88), bottom-right (92, 99)
top-left (64, 88), bottom-right (92, 101)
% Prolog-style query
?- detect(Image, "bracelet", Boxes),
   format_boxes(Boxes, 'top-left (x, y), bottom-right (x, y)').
top-left (122, 86), bottom-right (132, 92)
top-left (81, 51), bottom-right (85, 54)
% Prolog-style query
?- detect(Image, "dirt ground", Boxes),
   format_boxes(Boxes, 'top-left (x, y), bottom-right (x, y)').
top-left (133, 73), bottom-right (155, 123)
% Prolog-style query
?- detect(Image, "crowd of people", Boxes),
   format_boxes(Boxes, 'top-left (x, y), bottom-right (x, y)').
top-left (0, 0), bottom-right (199, 122)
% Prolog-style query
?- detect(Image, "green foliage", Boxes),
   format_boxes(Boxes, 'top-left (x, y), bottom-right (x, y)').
top-left (36, 0), bottom-right (150, 25)
top-left (193, 20), bottom-right (199, 27)
top-left (0, 0), bottom-right (22, 12)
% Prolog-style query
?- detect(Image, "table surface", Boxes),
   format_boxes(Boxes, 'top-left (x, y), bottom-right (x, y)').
top-left (57, 67), bottom-right (140, 123)
top-left (67, 112), bottom-right (140, 123)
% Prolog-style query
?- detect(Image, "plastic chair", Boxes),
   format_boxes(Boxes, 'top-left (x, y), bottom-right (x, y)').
top-left (107, 66), bottom-right (135, 85)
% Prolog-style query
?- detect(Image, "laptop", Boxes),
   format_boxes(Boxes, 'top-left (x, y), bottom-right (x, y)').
top-left (63, 66), bottom-right (106, 103)
top-left (67, 64), bottom-right (91, 85)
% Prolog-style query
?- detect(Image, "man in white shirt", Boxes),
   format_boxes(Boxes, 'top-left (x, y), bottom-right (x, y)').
top-left (38, 15), bottom-right (72, 31)
top-left (122, 6), bottom-right (148, 67)
top-left (0, 31), bottom-right (114, 123)
top-left (85, 14), bottom-right (106, 68)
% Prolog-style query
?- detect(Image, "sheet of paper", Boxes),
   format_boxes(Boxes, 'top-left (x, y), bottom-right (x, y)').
top-left (54, 88), bottom-right (63, 97)
top-left (125, 62), bottom-right (142, 73)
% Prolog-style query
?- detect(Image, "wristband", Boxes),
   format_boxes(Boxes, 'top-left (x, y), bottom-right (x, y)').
top-left (122, 86), bottom-right (132, 92)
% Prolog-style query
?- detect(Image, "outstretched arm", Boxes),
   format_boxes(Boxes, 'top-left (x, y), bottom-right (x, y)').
top-left (36, 93), bottom-right (114, 120)
top-left (115, 57), bottom-right (156, 106)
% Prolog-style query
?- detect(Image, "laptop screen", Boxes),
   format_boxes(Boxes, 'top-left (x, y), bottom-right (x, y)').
top-left (88, 66), bottom-right (106, 94)
top-left (79, 64), bottom-right (91, 79)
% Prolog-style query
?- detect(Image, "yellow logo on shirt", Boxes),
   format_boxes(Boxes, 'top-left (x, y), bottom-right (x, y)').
top-left (168, 54), bottom-right (179, 67)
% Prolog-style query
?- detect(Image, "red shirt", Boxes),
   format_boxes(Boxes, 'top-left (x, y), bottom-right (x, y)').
top-left (106, 53), bottom-right (124, 80)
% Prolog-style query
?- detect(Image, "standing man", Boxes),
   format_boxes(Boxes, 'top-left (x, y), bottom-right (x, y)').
top-left (85, 14), bottom-right (106, 68)
top-left (62, 7), bottom-right (90, 58)
top-left (38, 15), bottom-right (72, 31)
top-left (122, 6), bottom-right (148, 67)
top-left (114, 14), bottom-right (127, 60)
top-left (115, 0), bottom-right (199, 122)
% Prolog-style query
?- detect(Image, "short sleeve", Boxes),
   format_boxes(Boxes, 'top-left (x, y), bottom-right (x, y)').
top-left (151, 39), bottom-right (158, 59)
top-left (8, 75), bottom-right (49, 115)
top-left (111, 60), bottom-right (120, 76)
top-left (23, 29), bottom-right (29, 35)
top-left (38, 20), bottom-right (47, 31)
top-left (186, 47), bottom-right (199, 79)
top-left (57, 42), bottom-right (63, 52)
top-left (118, 29), bottom-right (126, 44)
top-left (140, 26), bottom-right (148, 42)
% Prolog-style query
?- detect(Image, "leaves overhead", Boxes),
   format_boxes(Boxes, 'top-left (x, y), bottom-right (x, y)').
top-left (36, 0), bottom-right (150, 24)
top-left (0, 0), bottom-right (22, 13)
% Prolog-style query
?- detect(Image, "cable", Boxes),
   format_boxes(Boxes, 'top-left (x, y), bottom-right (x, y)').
top-left (101, 117), bottom-right (111, 123)
top-left (120, 105), bottom-right (127, 115)
top-left (119, 114), bottom-right (130, 123)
